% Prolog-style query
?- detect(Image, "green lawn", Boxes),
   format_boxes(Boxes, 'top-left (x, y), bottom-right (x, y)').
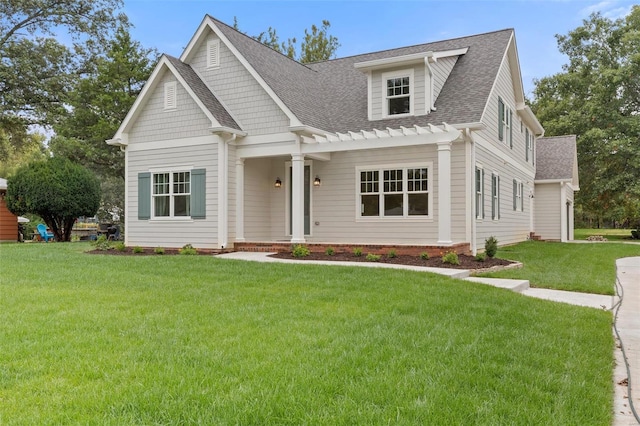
top-left (575, 228), bottom-right (636, 242)
top-left (476, 240), bottom-right (640, 295)
top-left (0, 243), bottom-right (614, 425)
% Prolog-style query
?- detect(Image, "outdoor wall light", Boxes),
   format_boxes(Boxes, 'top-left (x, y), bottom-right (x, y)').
top-left (274, 177), bottom-right (282, 188)
top-left (313, 176), bottom-right (321, 186)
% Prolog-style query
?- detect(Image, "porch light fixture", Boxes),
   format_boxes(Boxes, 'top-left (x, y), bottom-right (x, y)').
top-left (313, 176), bottom-right (321, 186)
top-left (274, 177), bottom-right (282, 188)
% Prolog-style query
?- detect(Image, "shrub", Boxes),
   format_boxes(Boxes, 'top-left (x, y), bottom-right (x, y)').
top-left (442, 250), bottom-right (460, 265)
top-left (485, 236), bottom-right (498, 258)
top-left (325, 246), bottom-right (335, 256)
top-left (387, 249), bottom-right (397, 259)
top-left (366, 253), bottom-right (381, 262)
top-left (475, 252), bottom-right (487, 262)
top-left (154, 247), bottom-right (165, 255)
top-left (179, 244), bottom-right (197, 255)
top-left (292, 244), bottom-right (310, 258)
top-left (114, 242), bottom-right (126, 252)
top-left (132, 246), bottom-right (144, 254)
top-left (353, 247), bottom-right (363, 257)
top-left (420, 252), bottom-right (429, 260)
top-left (92, 235), bottom-right (110, 251)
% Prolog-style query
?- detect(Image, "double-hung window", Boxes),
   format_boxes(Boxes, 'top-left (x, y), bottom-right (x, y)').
top-left (475, 166), bottom-right (484, 219)
top-left (358, 165), bottom-right (430, 218)
top-left (491, 173), bottom-right (500, 220)
top-left (498, 97), bottom-right (513, 147)
top-left (382, 69), bottom-right (414, 117)
top-left (513, 179), bottom-right (523, 212)
top-left (525, 128), bottom-right (534, 162)
top-left (153, 171), bottom-right (191, 217)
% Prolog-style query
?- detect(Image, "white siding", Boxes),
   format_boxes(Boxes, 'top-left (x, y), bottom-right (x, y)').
top-left (432, 56), bottom-right (458, 101)
top-left (534, 183), bottom-right (561, 241)
top-left (127, 142), bottom-right (218, 248)
top-left (241, 143), bottom-right (468, 245)
top-left (475, 142), bottom-right (532, 248)
top-left (190, 32), bottom-right (290, 134)
top-left (128, 71), bottom-right (211, 144)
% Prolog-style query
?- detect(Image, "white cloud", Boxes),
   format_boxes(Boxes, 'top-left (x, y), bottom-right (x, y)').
top-left (579, 1), bottom-right (633, 19)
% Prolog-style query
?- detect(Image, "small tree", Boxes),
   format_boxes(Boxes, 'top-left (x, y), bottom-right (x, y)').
top-left (6, 157), bottom-right (101, 241)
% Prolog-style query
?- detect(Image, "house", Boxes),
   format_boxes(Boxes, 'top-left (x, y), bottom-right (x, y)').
top-left (533, 135), bottom-right (579, 242)
top-left (108, 15), bottom-right (577, 254)
top-left (0, 178), bottom-right (18, 242)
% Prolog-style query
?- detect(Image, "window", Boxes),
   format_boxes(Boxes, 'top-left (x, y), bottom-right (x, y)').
top-left (491, 173), bottom-right (500, 220)
top-left (164, 81), bottom-right (177, 110)
top-left (207, 39), bottom-right (220, 68)
top-left (382, 69), bottom-right (414, 117)
top-left (513, 179), bottom-right (523, 212)
top-left (498, 97), bottom-right (512, 147)
top-left (358, 165), bottom-right (430, 218)
top-left (475, 166), bottom-right (484, 219)
top-left (153, 171), bottom-right (190, 217)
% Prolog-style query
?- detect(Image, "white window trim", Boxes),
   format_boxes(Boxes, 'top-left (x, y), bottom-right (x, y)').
top-left (355, 162), bottom-right (433, 222)
top-left (503, 107), bottom-right (512, 147)
top-left (491, 172), bottom-right (500, 221)
top-left (150, 167), bottom-right (193, 220)
top-left (164, 81), bottom-right (177, 111)
top-left (381, 69), bottom-right (415, 118)
top-left (475, 164), bottom-right (484, 220)
top-left (514, 178), bottom-right (523, 212)
top-left (206, 39), bottom-right (220, 69)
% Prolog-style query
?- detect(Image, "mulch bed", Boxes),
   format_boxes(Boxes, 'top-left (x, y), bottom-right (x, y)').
top-left (269, 251), bottom-right (515, 270)
top-left (87, 248), bottom-right (184, 256)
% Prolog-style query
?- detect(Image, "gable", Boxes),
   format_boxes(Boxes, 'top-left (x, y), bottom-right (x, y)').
top-left (128, 70), bottom-right (213, 144)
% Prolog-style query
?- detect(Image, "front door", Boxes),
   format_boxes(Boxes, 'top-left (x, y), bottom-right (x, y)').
top-left (289, 165), bottom-right (311, 235)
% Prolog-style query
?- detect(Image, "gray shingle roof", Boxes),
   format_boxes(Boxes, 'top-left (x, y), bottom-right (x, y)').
top-left (535, 135), bottom-right (577, 180)
top-left (211, 16), bottom-right (513, 133)
top-left (164, 54), bottom-right (240, 130)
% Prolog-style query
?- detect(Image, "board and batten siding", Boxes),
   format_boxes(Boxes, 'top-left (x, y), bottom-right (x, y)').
top-left (190, 32), bottom-right (290, 135)
top-left (128, 70), bottom-right (212, 144)
top-left (127, 143), bottom-right (219, 248)
top-left (534, 183), bottom-right (561, 241)
top-left (474, 142), bottom-right (532, 248)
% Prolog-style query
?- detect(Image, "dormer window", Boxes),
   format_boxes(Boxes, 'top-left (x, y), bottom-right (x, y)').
top-left (382, 69), bottom-right (414, 118)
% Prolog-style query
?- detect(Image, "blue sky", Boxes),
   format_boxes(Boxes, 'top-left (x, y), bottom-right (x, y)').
top-left (124, 0), bottom-right (634, 97)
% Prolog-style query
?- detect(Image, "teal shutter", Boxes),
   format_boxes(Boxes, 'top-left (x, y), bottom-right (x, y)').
top-left (513, 179), bottom-right (517, 211)
top-left (491, 174), bottom-right (496, 219)
top-left (190, 168), bottom-right (206, 219)
top-left (138, 172), bottom-right (151, 220)
top-left (498, 98), bottom-right (504, 141)
top-left (482, 169), bottom-right (485, 218)
top-left (497, 175), bottom-right (500, 219)
top-left (525, 129), bottom-right (530, 161)
top-left (509, 110), bottom-right (513, 148)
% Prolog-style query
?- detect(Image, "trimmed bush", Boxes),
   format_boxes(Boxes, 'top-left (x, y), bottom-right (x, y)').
top-left (114, 242), bottom-right (126, 252)
top-left (387, 249), bottom-right (397, 259)
top-left (325, 246), bottom-right (335, 256)
top-left (292, 244), bottom-right (310, 258)
top-left (442, 251), bottom-right (460, 265)
top-left (420, 252), bottom-right (429, 260)
top-left (353, 247), bottom-right (363, 257)
top-left (475, 252), bottom-right (487, 262)
top-left (179, 244), bottom-right (197, 255)
top-left (366, 253), bottom-right (381, 262)
top-left (132, 246), bottom-right (144, 254)
top-left (485, 236), bottom-right (498, 258)
top-left (154, 247), bottom-right (165, 255)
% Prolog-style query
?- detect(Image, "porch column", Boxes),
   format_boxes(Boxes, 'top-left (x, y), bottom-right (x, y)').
top-left (235, 158), bottom-right (245, 242)
top-left (437, 141), bottom-right (453, 245)
top-left (291, 153), bottom-right (305, 243)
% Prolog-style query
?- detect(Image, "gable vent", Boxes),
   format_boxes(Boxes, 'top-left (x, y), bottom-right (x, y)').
top-left (207, 39), bottom-right (220, 69)
top-left (164, 81), bottom-right (177, 110)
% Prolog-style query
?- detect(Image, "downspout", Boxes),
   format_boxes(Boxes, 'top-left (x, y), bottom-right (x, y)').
top-left (468, 129), bottom-right (477, 255)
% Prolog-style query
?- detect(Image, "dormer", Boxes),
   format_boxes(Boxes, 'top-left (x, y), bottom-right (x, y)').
top-left (354, 48), bottom-right (468, 121)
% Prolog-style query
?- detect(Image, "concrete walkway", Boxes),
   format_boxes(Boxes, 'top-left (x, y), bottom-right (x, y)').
top-left (216, 251), bottom-right (640, 424)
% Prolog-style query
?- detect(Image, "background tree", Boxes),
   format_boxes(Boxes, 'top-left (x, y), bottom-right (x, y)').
top-left (6, 157), bottom-right (101, 242)
top-left (234, 18), bottom-right (340, 63)
top-left (531, 6), bottom-right (640, 229)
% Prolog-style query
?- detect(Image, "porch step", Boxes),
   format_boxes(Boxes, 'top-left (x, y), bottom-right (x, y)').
top-left (464, 277), bottom-right (530, 293)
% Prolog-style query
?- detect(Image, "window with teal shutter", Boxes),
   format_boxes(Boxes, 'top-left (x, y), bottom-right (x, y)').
top-left (509, 110), bottom-right (513, 148)
top-left (190, 168), bottom-right (206, 219)
top-left (513, 179), bottom-right (517, 211)
top-left (138, 172), bottom-right (151, 220)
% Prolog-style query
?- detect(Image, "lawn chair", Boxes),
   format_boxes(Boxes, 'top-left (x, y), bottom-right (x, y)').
top-left (36, 224), bottom-right (54, 242)
top-left (107, 225), bottom-right (120, 241)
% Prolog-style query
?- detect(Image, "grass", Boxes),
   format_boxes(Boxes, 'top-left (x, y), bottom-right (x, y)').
top-left (574, 228), bottom-right (636, 242)
top-left (0, 243), bottom-right (614, 424)
top-left (476, 240), bottom-right (640, 295)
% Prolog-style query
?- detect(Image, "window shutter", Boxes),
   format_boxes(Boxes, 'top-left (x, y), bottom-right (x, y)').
top-left (525, 129), bottom-right (530, 161)
top-left (190, 168), bottom-right (206, 219)
top-left (491, 174), bottom-right (495, 219)
top-left (509, 110), bottom-right (513, 148)
top-left (497, 175), bottom-right (500, 219)
top-left (138, 172), bottom-right (151, 220)
top-left (513, 179), bottom-right (517, 211)
top-left (498, 98), bottom-right (504, 141)
top-left (520, 183), bottom-right (524, 211)
top-left (482, 170), bottom-right (485, 218)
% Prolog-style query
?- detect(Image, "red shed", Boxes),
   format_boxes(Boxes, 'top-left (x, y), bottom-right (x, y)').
top-left (0, 178), bottom-right (18, 242)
